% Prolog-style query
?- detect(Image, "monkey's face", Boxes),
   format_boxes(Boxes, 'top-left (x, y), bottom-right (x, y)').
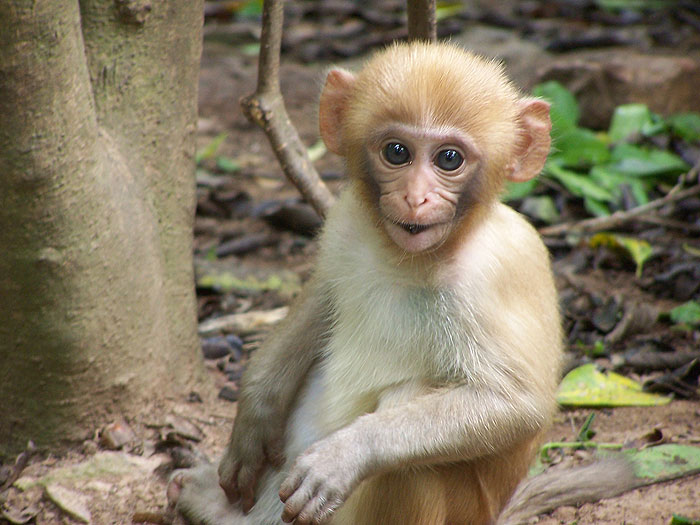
top-left (367, 123), bottom-right (481, 253)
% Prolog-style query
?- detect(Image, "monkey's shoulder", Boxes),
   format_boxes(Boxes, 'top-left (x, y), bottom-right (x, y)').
top-left (438, 203), bottom-right (552, 287)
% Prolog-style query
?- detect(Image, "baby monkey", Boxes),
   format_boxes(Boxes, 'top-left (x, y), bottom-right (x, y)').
top-left (172, 42), bottom-right (567, 525)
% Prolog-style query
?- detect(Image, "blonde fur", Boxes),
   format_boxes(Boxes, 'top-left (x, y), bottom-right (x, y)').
top-left (174, 41), bottom-right (563, 525)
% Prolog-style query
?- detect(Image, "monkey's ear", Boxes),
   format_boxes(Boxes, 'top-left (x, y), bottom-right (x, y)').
top-left (507, 99), bottom-right (552, 182)
top-left (319, 69), bottom-right (356, 155)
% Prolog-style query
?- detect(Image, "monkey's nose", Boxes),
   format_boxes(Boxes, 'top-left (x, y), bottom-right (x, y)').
top-left (404, 193), bottom-right (429, 210)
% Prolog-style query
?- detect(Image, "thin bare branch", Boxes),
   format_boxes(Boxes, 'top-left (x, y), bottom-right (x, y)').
top-left (407, 0), bottom-right (437, 42)
top-left (240, 0), bottom-right (335, 218)
top-left (256, 0), bottom-right (282, 94)
top-left (539, 163), bottom-right (700, 236)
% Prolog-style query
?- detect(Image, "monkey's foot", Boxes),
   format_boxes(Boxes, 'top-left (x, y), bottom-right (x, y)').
top-left (167, 464), bottom-right (250, 525)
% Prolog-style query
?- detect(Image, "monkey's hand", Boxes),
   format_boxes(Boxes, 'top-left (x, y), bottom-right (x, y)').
top-left (218, 404), bottom-right (286, 512)
top-left (279, 428), bottom-right (370, 524)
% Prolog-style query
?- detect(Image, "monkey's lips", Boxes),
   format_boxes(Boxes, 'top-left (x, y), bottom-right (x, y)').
top-left (385, 220), bottom-right (448, 252)
top-left (399, 222), bottom-right (432, 235)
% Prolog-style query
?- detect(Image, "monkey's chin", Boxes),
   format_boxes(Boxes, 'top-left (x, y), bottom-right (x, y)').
top-left (384, 221), bottom-right (449, 253)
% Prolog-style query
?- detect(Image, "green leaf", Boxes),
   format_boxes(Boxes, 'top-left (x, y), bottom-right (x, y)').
top-left (196, 133), bottom-right (227, 164)
top-left (240, 43), bottom-right (261, 56)
top-left (589, 165), bottom-right (651, 208)
top-left (545, 162), bottom-right (614, 202)
top-left (576, 413), bottom-right (597, 442)
top-left (532, 81), bottom-right (580, 139)
top-left (238, 0), bottom-right (263, 18)
top-left (608, 103), bottom-right (654, 142)
top-left (436, 1), bottom-right (465, 20)
top-left (197, 271), bottom-right (301, 297)
top-left (683, 243), bottom-right (700, 257)
top-left (590, 233), bottom-right (654, 277)
top-left (583, 197), bottom-right (611, 217)
top-left (667, 113), bottom-right (700, 142)
top-left (624, 444), bottom-right (700, 483)
top-left (671, 515), bottom-right (700, 525)
top-left (590, 339), bottom-right (608, 357)
top-left (551, 128), bottom-right (610, 168)
top-left (609, 143), bottom-right (689, 177)
top-left (669, 301), bottom-right (700, 326)
top-left (307, 139), bottom-right (328, 163)
top-left (557, 364), bottom-right (671, 407)
top-left (596, 0), bottom-right (675, 11)
top-left (215, 156), bottom-right (241, 173)
top-left (501, 179), bottom-right (538, 201)
top-left (617, 236), bottom-right (654, 277)
top-left (520, 195), bottom-right (560, 223)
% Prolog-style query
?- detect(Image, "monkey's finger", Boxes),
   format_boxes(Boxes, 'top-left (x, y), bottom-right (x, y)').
top-left (280, 477), bottom-right (316, 522)
top-left (239, 483), bottom-right (256, 513)
top-left (237, 463), bottom-right (262, 513)
top-left (294, 491), bottom-right (340, 525)
top-left (218, 462), bottom-right (241, 503)
top-left (219, 477), bottom-right (239, 503)
top-left (314, 497), bottom-right (342, 525)
top-left (278, 469), bottom-right (304, 502)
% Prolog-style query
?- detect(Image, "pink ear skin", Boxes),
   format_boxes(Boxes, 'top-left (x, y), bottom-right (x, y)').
top-left (507, 98), bottom-right (552, 183)
top-left (319, 69), bottom-right (356, 156)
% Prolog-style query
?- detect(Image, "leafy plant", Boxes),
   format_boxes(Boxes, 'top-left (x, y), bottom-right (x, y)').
top-left (538, 412), bottom-right (623, 462)
top-left (557, 364), bottom-right (671, 407)
top-left (589, 233), bottom-right (654, 277)
top-left (196, 133), bottom-right (228, 165)
top-left (669, 301), bottom-right (700, 327)
top-left (507, 81), bottom-right (695, 223)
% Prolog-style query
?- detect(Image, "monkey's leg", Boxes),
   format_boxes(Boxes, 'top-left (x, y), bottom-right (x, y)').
top-left (330, 468), bottom-right (447, 525)
top-left (168, 464), bottom-right (252, 525)
top-left (330, 441), bottom-right (536, 525)
top-left (169, 463), bottom-right (296, 525)
top-left (330, 383), bottom-right (538, 525)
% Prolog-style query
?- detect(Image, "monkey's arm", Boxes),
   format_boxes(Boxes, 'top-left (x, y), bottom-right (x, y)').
top-left (279, 377), bottom-right (549, 524)
top-left (218, 278), bottom-right (332, 511)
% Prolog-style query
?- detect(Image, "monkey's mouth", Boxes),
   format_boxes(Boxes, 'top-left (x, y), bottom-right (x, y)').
top-left (398, 222), bottom-right (432, 235)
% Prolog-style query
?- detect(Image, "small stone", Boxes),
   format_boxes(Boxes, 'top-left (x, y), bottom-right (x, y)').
top-left (81, 440), bottom-right (98, 456)
top-left (225, 334), bottom-right (244, 359)
top-left (218, 386), bottom-right (239, 402)
top-left (186, 391), bottom-right (203, 403)
top-left (0, 486), bottom-right (42, 524)
top-left (201, 336), bottom-right (232, 359)
top-left (99, 418), bottom-right (136, 450)
top-left (165, 414), bottom-right (203, 442)
top-left (222, 361), bottom-right (244, 382)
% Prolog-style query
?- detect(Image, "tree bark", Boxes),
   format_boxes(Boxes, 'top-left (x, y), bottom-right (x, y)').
top-left (407, 0), bottom-right (437, 42)
top-left (0, 0), bottom-right (207, 456)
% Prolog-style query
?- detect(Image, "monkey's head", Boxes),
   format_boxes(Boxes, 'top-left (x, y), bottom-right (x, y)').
top-left (319, 42), bottom-right (551, 254)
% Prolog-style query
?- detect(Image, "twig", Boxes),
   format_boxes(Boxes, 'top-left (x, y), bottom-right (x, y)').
top-left (240, 0), bottom-right (335, 218)
top-left (198, 307), bottom-right (289, 337)
top-left (539, 163), bottom-right (700, 236)
top-left (541, 441), bottom-right (624, 455)
top-left (635, 215), bottom-right (700, 234)
top-left (0, 441), bottom-right (36, 492)
top-left (407, 0), bottom-right (437, 42)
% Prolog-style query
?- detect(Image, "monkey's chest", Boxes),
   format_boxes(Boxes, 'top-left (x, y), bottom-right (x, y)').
top-left (317, 283), bottom-right (457, 432)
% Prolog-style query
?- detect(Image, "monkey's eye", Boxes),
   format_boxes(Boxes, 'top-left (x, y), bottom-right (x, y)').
top-left (435, 149), bottom-right (463, 171)
top-left (383, 142), bottom-right (411, 165)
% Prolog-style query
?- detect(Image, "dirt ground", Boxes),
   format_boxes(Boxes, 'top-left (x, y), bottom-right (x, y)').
top-left (2, 7), bottom-right (700, 525)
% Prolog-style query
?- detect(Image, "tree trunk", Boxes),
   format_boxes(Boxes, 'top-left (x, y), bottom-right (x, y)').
top-left (0, 0), bottom-right (207, 457)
